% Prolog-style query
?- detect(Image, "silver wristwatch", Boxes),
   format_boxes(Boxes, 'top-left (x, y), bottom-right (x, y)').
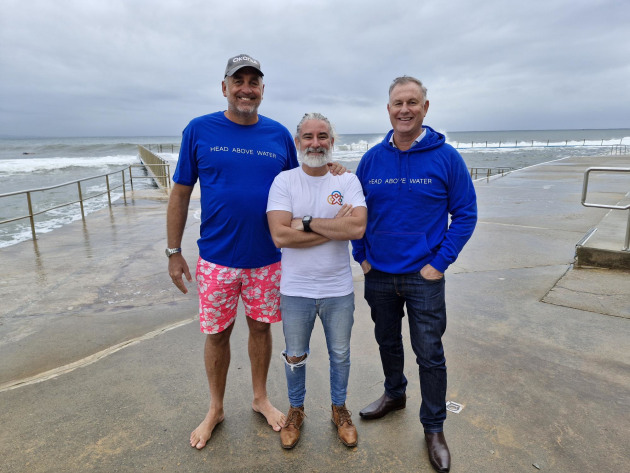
top-left (165, 247), bottom-right (182, 258)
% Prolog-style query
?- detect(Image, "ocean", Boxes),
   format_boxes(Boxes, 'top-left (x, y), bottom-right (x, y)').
top-left (1, 129), bottom-right (629, 248)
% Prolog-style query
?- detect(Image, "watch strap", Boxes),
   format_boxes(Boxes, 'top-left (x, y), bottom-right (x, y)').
top-left (302, 216), bottom-right (313, 232)
top-left (165, 247), bottom-right (182, 257)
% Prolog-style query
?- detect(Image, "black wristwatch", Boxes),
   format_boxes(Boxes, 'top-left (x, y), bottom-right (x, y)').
top-left (302, 215), bottom-right (313, 232)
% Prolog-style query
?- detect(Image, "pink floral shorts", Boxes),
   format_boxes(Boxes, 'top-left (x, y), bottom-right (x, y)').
top-left (196, 258), bottom-right (282, 334)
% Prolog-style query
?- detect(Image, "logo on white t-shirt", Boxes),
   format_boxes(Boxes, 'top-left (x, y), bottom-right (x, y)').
top-left (327, 190), bottom-right (343, 205)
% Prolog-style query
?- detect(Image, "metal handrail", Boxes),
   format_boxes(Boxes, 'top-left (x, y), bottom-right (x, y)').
top-left (455, 140), bottom-right (628, 149)
top-left (0, 163), bottom-right (166, 242)
top-left (611, 145), bottom-right (629, 155)
top-left (581, 167), bottom-right (630, 251)
top-left (470, 167), bottom-right (514, 179)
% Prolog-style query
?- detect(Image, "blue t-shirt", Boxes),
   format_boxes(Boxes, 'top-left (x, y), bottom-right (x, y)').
top-left (174, 112), bottom-right (298, 268)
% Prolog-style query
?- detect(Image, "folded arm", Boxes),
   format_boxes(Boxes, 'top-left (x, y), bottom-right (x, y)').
top-left (268, 204), bottom-right (366, 248)
top-left (268, 210), bottom-right (330, 248)
top-left (293, 204), bottom-right (366, 241)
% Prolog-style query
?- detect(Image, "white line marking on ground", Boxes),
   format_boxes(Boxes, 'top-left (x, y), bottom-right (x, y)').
top-left (0, 317), bottom-right (196, 393)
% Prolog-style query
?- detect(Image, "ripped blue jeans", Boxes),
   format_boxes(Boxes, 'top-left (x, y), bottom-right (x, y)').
top-left (280, 293), bottom-right (355, 407)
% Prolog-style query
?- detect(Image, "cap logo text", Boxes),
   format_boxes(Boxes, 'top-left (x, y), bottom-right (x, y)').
top-left (232, 56), bottom-right (258, 65)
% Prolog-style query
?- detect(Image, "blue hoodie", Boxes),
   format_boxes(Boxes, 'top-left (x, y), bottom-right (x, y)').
top-left (352, 126), bottom-right (477, 274)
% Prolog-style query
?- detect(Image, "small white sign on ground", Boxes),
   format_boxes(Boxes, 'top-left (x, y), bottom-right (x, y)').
top-left (446, 401), bottom-right (464, 413)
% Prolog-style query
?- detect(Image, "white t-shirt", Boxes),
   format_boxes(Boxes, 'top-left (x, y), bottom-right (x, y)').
top-left (267, 166), bottom-right (367, 298)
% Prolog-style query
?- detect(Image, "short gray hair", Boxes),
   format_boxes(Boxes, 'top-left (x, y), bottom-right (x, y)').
top-left (388, 76), bottom-right (427, 102)
top-left (295, 112), bottom-right (337, 140)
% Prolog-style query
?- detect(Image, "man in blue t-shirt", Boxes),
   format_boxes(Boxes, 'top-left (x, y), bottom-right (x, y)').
top-left (166, 54), bottom-right (343, 450)
top-left (167, 54), bottom-right (296, 449)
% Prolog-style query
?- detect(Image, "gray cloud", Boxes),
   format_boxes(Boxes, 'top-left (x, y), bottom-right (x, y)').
top-left (1, 0), bottom-right (628, 136)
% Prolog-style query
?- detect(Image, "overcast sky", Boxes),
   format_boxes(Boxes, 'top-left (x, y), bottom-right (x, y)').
top-left (1, 0), bottom-right (628, 137)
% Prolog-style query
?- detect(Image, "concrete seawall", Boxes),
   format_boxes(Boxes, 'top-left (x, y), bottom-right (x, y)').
top-left (0, 154), bottom-right (628, 472)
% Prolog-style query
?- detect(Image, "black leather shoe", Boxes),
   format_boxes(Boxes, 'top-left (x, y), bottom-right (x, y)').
top-left (425, 432), bottom-right (451, 472)
top-left (358, 392), bottom-right (406, 420)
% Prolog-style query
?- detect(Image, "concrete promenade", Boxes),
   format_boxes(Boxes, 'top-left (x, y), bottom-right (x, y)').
top-left (0, 154), bottom-right (628, 472)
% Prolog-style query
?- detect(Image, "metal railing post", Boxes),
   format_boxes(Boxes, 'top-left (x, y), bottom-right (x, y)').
top-left (77, 181), bottom-right (85, 219)
top-left (26, 191), bottom-right (36, 240)
top-left (129, 167), bottom-right (134, 191)
top-left (625, 211), bottom-right (630, 251)
top-left (106, 175), bottom-right (112, 206)
top-left (121, 170), bottom-right (127, 204)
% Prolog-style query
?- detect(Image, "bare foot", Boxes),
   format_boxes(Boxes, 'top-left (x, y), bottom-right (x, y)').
top-left (190, 408), bottom-right (224, 449)
top-left (252, 398), bottom-right (285, 432)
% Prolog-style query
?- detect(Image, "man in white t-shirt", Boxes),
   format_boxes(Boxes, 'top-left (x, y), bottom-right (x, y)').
top-left (266, 113), bottom-right (367, 450)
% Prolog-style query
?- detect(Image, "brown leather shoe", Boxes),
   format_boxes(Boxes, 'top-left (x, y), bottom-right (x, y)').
top-left (331, 404), bottom-right (358, 447)
top-left (425, 432), bottom-right (451, 472)
top-left (280, 406), bottom-right (305, 449)
top-left (359, 392), bottom-right (406, 420)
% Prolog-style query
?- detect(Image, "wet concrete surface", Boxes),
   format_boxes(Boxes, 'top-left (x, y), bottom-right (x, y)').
top-left (0, 154), bottom-right (629, 472)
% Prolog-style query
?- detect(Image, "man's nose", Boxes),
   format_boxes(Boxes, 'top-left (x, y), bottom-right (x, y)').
top-left (311, 137), bottom-right (320, 147)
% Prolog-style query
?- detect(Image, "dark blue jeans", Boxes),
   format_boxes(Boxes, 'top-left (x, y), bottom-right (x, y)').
top-left (364, 268), bottom-right (447, 433)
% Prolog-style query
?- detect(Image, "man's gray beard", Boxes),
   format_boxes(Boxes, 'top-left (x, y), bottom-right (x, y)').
top-left (231, 102), bottom-right (259, 118)
top-left (299, 148), bottom-right (332, 168)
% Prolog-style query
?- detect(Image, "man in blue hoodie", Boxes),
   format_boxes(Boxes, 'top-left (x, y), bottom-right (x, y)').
top-left (352, 76), bottom-right (477, 472)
